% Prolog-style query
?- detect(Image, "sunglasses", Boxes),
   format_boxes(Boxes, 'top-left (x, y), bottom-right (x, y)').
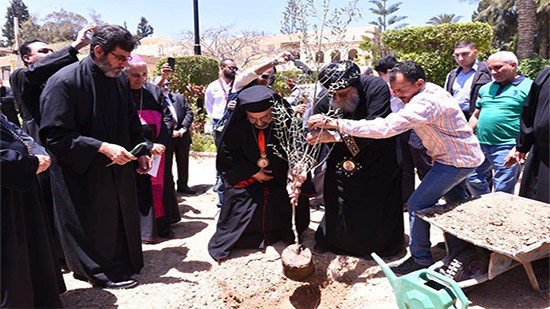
top-left (162, 83), bottom-right (170, 87)
top-left (227, 66), bottom-right (238, 72)
top-left (261, 74), bottom-right (275, 80)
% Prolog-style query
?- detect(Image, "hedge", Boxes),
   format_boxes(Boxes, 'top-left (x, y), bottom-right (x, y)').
top-left (154, 55), bottom-right (219, 94)
top-left (382, 22), bottom-right (493, 86)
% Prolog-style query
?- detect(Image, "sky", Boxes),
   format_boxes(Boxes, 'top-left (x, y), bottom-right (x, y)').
top-left (0, 0), bottom-right (480, 41)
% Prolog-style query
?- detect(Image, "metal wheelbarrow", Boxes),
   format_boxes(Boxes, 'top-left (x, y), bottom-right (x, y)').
top-left (416, 192), bottom-right (550, 292)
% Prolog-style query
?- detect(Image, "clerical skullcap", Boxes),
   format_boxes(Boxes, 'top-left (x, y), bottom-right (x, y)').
top-left (318, 60), bottom-right (361, 91)
top-left (238, 85), bottom-right (281, 112)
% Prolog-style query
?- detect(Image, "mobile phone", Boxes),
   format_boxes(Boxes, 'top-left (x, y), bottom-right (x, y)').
top-left (167, 57), bottom-right (175, 71)
top-left (85, 30), bottom-right (94, 41)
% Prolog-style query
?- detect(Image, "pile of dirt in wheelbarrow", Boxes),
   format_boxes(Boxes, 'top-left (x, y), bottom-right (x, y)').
top-left (417, 192), bottom-right (550, 253)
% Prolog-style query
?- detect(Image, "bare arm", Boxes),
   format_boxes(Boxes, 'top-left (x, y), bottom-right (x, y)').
top-left (468, 108), bottom-right (481, 131)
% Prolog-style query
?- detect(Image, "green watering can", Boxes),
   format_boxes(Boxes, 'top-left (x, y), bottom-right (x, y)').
top-left (371, 253), bottom-right (470, 309)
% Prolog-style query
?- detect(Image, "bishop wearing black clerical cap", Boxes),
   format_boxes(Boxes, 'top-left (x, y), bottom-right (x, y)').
top-left (208, 85), bottom-right (312, 261)
top-left (308, 60), bottom-right (405, 259)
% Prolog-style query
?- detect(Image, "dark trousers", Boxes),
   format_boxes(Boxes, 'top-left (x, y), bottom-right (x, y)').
top-left (172, 134), bottom-right (191, 189)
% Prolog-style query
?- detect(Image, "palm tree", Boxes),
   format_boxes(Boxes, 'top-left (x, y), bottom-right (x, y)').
top-left (517, 0), bottom-right (537, 59)
top-left (472, 0), bottom-right (517, 50)
top-left (426, 13), bottom-right (462, 25)
top-left (368, 0), bottom-right (407, 32)
top-left (536, 0), bottom-right (549, 58)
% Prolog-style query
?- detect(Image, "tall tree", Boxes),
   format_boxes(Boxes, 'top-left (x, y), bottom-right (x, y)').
top-left (517, 0), bottom-right (537, 58)
top-left (136, 17), bottom-right (154, 41)
top-left (2, 0), bottom-right (29, 46)
top-left (536, 0), bottom-right (549, 58)
top-left (471, 0), bottom-right (548, 58)
top-left (426, 13), bottom-right (462, 25)
top-left (18, 15), bottom-right (40, 42)
top-left (88, 9), bottom-right (104, 25)
top-left (368, 0), bottom-right (407, 32)
top-left (472, 0), bottom-right (517, 50)
top-left (181, 24), bottom-right (265, 68)
top-left (39, 9), bottom-right (88, 43)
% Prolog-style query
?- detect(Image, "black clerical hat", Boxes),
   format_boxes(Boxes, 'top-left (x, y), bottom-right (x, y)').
top-left (237, 85), bottom-right (281, 112)
top-left (318, 60), bottom-right (361, 91)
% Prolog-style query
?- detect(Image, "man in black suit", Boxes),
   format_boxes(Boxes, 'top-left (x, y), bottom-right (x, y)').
top-left (156, 72), bottom-right (196, 194)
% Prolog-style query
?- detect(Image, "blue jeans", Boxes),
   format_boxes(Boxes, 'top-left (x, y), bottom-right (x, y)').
top-left (467, 144), bottom-right (521, 197)
top-left (407, 162), bottom-right (475, 265)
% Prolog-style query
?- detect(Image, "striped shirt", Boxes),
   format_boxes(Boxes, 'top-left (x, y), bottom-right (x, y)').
top-left (337, 82), bottom-right (484, 168)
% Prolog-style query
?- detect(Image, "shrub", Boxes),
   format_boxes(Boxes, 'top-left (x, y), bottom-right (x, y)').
top-left (382, 22), bottom-right (493, 86)
top-left (154, 55), bottom-right (219, 94)
top-left (191, 132), bottom-right (216, 152)
top-left (272, 70), bottom-right (316, 97)
top-left (518, 56), bottom-right (550, 80)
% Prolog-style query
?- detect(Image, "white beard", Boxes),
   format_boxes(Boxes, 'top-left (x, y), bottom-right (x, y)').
top-left (330, 89), bottom-right (360, 114)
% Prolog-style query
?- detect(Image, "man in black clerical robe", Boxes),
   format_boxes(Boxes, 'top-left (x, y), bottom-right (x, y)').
top-left (0, 115), bottom-right (62, 308)
top-left (312, 61), bottom-right (404, 258)
top-left (208, 86), bottom-right (311, 261)
top-left (39, 25), bottom-right (149, 289)
top-left (506, 67), bottom-right (550, 203)
top-left (9, 26), bottom-right (95, 273)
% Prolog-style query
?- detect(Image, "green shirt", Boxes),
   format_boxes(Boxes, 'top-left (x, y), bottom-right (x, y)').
top-left (476, 76), bottom-right (533, 145)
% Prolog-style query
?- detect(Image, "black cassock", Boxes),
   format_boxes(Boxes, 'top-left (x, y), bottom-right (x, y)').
top-left (208, 103), bottom-right (311, 260)
top-left (0, 115), bottom-right (63, 308)
top-left (517, 67), bottom-right (550, 203)
top-left (39, 56), bottom-right (146, 284)
top-left (314, 75), bottom-right (404, 257)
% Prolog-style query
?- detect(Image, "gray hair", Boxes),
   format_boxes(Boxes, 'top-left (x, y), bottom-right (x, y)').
top-left (488, 51), bottom-right (518, 65)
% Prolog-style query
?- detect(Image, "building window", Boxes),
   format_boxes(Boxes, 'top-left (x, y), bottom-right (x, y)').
top-left (315, 51), bottom-right (324, 63)
top-left (1, 67), bottom-right (10, 81)
top-left (330, 50), bottom-right (341, 62)
top-left (348, 49), bottom-right (358, 60)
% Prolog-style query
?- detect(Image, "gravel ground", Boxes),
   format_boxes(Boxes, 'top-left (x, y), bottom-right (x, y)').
top-left (60, 154), bottom-right (550, 308)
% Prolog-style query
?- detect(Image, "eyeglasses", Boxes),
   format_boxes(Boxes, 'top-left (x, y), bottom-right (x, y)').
top-left (261, 74), bottom-right (275, 80)
top-left (227, 66), bottom-right (238, 72)
top-left (109, 51), bottom-right (132, 62)
top-left (162, 83), bottom-right (170, 87)
top-left (37, 48), bottom-right (54, 54)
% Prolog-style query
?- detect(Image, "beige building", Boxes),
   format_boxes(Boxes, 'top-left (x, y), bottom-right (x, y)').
top-left (0, 47), bottom-right (19, 84)
top-left (134, 26), bottom-right (381, 71)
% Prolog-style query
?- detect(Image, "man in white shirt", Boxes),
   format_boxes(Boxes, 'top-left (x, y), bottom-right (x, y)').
top-left (205, 58), bottom-right (238, 132)
top-left (204, 59), bottom-right (238, 207)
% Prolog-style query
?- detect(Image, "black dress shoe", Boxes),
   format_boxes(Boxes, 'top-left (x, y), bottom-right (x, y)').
top-left (390, 256), bottom-right (428, 275)
top-left (177, 187), bottom-right (197, 195)
top-left (104, 279), bottom-right (138, 289)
